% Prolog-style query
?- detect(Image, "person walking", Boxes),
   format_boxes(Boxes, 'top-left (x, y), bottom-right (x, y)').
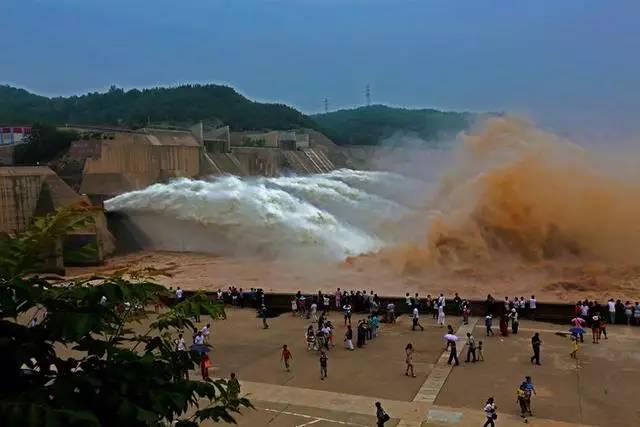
top-left (446, 333), bottom-right (459, 366)
top-left (405, 343), bottom-right (416, 377)
top-left (412, 306), bottom-right (425, 331)
top-left (517, 383), bottom-right (529, 422)
top-left (530, 333), bottom-right (541, 365)
top-left (483, 397), bottom-right (497, 427)
top-left (200, 352), bottom-right (211, 381)
top-left (319, 350), bottom-right (328, 380)
top-left (569, 334), bottom-right (580, 359)
top-left (477, 340), bottom-right (484, 361)
top-left (201, 323), bottom-right (211, 343)
top-left (281, 345), bottom-right (293, 372)
top-left (375, 402), bottom-right (390, 427)
top-left (259, 304), bottom-right (269, 329)
top-left (485, 314), bottom-right (495, 336)
top-left (344, 325), bottom-right (354, 350)
top-left (524, 376), bottom-right (536, 416)
top-left (465, 332), bottom-right (477, 362)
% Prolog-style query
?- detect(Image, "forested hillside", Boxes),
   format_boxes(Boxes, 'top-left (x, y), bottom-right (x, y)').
top-left (0, 84), bottom-right (315, 131)
top-left (313, 105), bottom-right (477, 145)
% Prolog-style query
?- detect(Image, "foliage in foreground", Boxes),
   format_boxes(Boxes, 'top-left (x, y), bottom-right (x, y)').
top-left (0, 208), bottom-right (251, 426)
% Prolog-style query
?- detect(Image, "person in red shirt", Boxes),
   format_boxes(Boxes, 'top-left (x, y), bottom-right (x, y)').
top-left (200, 353), bottom-right (211, 381)
top-left (281, 345), bottom-right (293, 372)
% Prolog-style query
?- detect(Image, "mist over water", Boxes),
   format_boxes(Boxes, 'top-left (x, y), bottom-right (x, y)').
top-left (106, 117), bottom-right (640, 271)
top-left (105, 170), bottom-right (427, 260)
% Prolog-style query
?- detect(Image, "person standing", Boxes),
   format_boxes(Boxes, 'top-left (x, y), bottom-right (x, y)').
top-left (176, 333), bottom-right (186, 351)
top-left (412, 306), bottom-right (425, 331)
top-left (281, 345), bottom-right (293, 372)
top-left (335, 288), bottom-right (342, 310)
top-left (607, 298), bottom-right (616, 324)
top-left (344, 325), bottom-right (354, 350)
top-left (530, 333), bottom-right (541, 365)
top-left (477, 340), bottom-right (484, 361)
top-left (200, 352), bottom-right (211, 381)
top-left (319, 350), bottom-right (328, 380)
top-left (529, 295), bottom-right (537, 320)
top-left (175, 287), bottom-right (184, 302)
top-left (509, 309), bottom-right (519, 334)
top-left (228, 372), bottom-right (240, 399)
top-left (405, 343), bottom-right (416, 377)
top-left (591, 314), bottom-right (601, 343)
top-left (465, 332), bottom-right (476, 363)
top-left (483, 397), bottom-right (497, 427)
top-left (375, 402), bottom-right (390, 427)
top-left (386, 302), bottom-right (396, 323)
top-left (343, 303), bottom-right (352, 326)
top-left (436, 303), bottom-right (446, 327)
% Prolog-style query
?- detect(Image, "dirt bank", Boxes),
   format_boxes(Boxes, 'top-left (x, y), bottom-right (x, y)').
top-left (66, 250), bottom-right (640, 303)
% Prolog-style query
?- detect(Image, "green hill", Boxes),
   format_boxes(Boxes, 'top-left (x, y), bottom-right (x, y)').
top-left (0, 84), bottom-right (316, 131)
top-left (312, 105), bottom-right (477, 145)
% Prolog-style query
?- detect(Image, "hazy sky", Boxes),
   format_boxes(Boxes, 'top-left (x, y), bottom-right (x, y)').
top-left (2, 0), bottom-right (639, 137)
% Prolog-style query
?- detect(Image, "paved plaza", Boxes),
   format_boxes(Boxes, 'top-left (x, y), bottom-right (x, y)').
top-left (190, 307), bottom-right (640, 426)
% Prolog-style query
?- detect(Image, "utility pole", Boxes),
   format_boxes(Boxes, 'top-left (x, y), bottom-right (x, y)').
top-left (324, 98), bottom-right (329, 113)
top-left (365, 84), bottom-right (371, 107)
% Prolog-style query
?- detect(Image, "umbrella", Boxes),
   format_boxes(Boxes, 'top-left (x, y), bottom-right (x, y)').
top-left (569, 327), bottom-right (584, 336)
top-left (571, 317), bottom-right (585, 326)
top-left (444, 333), bottom-right (458, 342)
top-left (190, 344), bottom-right (211, 354)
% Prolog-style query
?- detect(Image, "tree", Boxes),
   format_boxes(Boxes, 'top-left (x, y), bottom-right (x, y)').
top-left (13, 122), bottom-right (79, 165)
top-left (0, 207), bottom-right (251, 426)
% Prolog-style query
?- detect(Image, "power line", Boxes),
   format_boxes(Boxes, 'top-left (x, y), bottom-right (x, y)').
top-left (324, 98), bottom-right (329, 113)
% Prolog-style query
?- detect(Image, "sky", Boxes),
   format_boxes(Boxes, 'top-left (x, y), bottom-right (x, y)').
top-left (2, 0), bottom-right (640, 139)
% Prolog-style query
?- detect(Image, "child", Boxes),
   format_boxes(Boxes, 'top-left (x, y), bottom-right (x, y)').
top-left (405, 343), bottom-right (416, 377)
top-left (477, 340), bottom-right (484, 361)
top-left (569, 335), bottom-right (579, 359)
top-left (320, 350), bottom-right (328, 380)
top-left (200, 353), bottom-right (211, 380)
top-left (291, 297), bottom-right (298, 316)
top-left (281, 345), bottom-right (293, 371)
top-left (306, 326), bottom-right (317, 350)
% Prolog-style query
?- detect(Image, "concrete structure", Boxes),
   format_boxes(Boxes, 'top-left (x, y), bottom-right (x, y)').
top-left (78, 128), bottom-right (201, 202)
top-left (0, 144), bottom-right (15, 165)
top-left (230, 130), bottom-right (311, 150)
top-left (0, 166), bottom-right (113, 267)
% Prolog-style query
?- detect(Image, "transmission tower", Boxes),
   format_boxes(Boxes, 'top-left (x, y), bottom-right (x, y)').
top-left (365, 84), bottom-right (371, 106)
top-left (324, 98), bottom-right (329, 113)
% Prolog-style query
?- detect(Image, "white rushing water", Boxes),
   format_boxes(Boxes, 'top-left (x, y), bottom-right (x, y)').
top-left (105, 169), bottom-right (427, 260)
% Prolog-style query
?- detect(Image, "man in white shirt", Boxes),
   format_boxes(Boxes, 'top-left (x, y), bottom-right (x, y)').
top-left (438, 294), bottom-right (446, 308)
top-left (529, 295), bottom-right (537, 320)
top-left (201, 323), bottom-right (211, 343)
top-left (194, 332), bottom-right (204, 345)
top-left (310, 302), bottom-right (318, 322)
top-left (412, 307), bottom-right (424, 331)
top-left (607, 299), bottom-right (616, 324)
top-left (176, 287), bottom-right (184, 301)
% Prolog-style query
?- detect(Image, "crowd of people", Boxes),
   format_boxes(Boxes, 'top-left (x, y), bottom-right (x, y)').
top-left (168, 286), bottom-right (639, 426)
